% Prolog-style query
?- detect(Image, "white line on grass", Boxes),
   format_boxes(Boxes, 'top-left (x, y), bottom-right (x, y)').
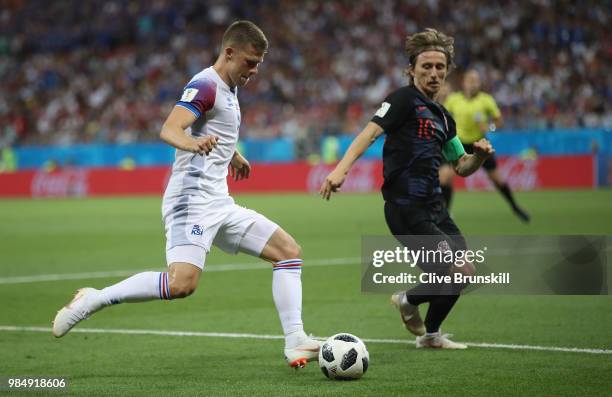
top-left (0, 257), bottom-right (360, 285)
top-left (4, 243), bottom-right (610, 285)
top-left (1, 325), bottom-right (610, 355)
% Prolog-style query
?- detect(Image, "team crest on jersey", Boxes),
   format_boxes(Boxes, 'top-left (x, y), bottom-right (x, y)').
top-left (437, 240), bottom-right (451, 253)
top-left (415, 103), bottom-right (434, 118)
top-left (181, 88), bottom-right (199, 102)
top-left (191, 225), bottom-right (204, 236)
top-left (375, 102), bottom-right (391, 117)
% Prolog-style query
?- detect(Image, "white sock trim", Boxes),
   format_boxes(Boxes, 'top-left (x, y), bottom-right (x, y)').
top-left (273, 258), bottom-right (303, 271)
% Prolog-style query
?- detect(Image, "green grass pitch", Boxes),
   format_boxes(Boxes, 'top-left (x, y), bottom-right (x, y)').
top-left (1, 190), bottom-right (611, 396)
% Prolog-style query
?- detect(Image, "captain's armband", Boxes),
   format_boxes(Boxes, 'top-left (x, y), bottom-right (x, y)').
top-left (442, 136), bottom-right (465, 162)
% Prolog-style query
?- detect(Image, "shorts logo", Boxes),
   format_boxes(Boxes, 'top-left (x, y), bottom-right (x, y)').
top-left (375, 102), bottom-right (391, 117)
top-left (181, 88), bottom-right (199, 102)
top-left (191, 225), bottom-right (204, 236)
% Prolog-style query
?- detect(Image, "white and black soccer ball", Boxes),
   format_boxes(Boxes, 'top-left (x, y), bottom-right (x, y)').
top-left (319, 333), bottom-right (369, 380)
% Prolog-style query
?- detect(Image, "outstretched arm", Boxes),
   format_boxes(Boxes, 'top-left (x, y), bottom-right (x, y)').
top-left (320, 122), bottom-right (384, 200)
top-left (452, 138), bottom-right (494, 177)
top-left (160, 106), bottom-right (218, 155)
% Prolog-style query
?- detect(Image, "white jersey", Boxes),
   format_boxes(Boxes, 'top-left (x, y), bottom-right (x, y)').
top-left (164, 66), bottom-right (241, 201)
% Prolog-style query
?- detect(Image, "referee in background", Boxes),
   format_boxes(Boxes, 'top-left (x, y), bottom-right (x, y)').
top-left (439, 69), bottom-right (530, 222)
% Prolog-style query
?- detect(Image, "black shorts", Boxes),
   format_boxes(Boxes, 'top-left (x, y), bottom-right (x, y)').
top-left (463, 143), bottom-right (497, 171)
top-left (384, 195), bottom-right (466, 275)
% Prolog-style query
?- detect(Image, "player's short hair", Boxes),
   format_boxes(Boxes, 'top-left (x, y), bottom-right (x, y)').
top-left (405, 28), bottom-right (455, 79)
top-left (221, 20), bottom-right (268, 54)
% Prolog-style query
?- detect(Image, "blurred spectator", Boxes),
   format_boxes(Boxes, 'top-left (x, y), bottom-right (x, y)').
top-left (0, 144), bottom-right (17, 172)
top-left (0, 0), bottom-right (609, 156)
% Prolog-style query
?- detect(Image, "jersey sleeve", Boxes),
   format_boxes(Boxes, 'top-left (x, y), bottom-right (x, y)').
top-left (441, 105), bottom-right (458, 139)
top-left (370, 89), bottom-right (412, 133)
top-left (442, 106), bottom-right (464, 161)
top-left (484, 94), bottom-right (501, 119)
top-left (176, 78), bottom-right (217, 119)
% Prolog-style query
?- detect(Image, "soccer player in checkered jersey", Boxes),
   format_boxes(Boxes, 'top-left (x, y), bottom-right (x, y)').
top-left (53, 21), bottom-right (320, 368)
top-left (321, 28), bottom-right (494, 349)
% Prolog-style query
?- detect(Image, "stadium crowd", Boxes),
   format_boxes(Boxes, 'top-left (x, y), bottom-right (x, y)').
top-left (0, 0), bottom-right (609, 150)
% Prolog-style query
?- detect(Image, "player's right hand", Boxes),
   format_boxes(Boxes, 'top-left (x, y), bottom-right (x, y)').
top-left (320, 169), bottom-right (346, 201)
top-left (192, 135), bottom-right (219, 155)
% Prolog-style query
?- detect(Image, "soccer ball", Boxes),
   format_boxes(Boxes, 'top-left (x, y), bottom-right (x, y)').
top-left (318, 333), bottom-right (369, 380)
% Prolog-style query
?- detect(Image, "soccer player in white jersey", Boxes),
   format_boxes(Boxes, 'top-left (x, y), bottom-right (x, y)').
top-left (52, 20), bottom-right (320, 369)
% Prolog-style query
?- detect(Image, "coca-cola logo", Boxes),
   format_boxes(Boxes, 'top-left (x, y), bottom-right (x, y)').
top-left (31, 169), bottom-right (89, 197)
top-left (307, 162), bottom-right (377, 193)
top-left (465, 158), bottom-right (538, 191)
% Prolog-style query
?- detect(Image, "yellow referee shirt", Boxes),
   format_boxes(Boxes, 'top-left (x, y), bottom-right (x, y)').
top-left (444, 92), bottom-right (501, 144)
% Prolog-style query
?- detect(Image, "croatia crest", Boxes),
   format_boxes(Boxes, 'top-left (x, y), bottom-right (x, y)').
top-left (437, 240), bottom-right (451, 253)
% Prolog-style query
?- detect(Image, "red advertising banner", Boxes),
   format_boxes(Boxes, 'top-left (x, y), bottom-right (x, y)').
top-left (0, 167), bottom-right (172, 197)
top-left (452, 155), bottom-right (595, 191)
top-left (227, 161), bottom-right (383, 193)
top-left (0, 155), bottom-right (594, 198)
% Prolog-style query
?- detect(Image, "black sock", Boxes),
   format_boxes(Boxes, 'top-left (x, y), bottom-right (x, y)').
top-left (497, 183), bottom-right (530, 222)
top-left (497, 183), bottom-right (519, 209)
top-left (405, 284), bottom-right (436, 306)
top-left (424, 295), bottom-right (460, 333)
top-left (441, 184), bottom-right (453, 209)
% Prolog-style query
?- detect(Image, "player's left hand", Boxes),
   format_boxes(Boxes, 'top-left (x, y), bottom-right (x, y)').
top-left (230, 152), bottom-right (251, 181)
top-left (472, 138), bottom-right (495, 159)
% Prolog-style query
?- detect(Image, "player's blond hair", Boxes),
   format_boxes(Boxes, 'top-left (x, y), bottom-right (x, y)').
top-left (222, 20), bottom-right (268, 53)
top-left (405, 28), bottom-right (455, 82)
